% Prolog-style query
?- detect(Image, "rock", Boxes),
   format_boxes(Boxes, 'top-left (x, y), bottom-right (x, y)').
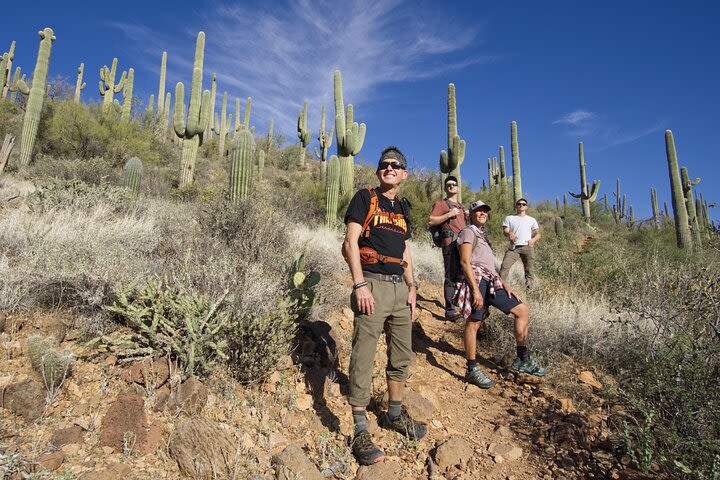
top-left (51, 425), bottom-right (84, 446)
top-left (99, 394), bottom-right (160, 455)
top-left (79, 462), bottom-right (130, 480)
top-left (271, 444), bottom-right (323, 480)
top-left (61, 444), bottom-right (80, 456)
top-left (295, 393), bottom-right (313, 411)
top-left (37, 451), bottom-right (65, 471)
top-left (559, 398), bottom-right (575, 414)
top-left (122, 357), bottom-right (171, 388)
top-left (488, 443), bottom-right (523, 461)
top-left (433, 436), bottom-right (474, 471)
top-left (268, 431), bottom-right (289, 453)
top-left (578, 371), bottom-right (602, 389)
top-left (169, 418), bottom-right (238, 479)
top-left (354, 458), bottom-right (403, 479)
top-left (153, 391), bottom-right (169, 412)
top-left (1, 379), bottom-right (45, 421)
top-left (403, 390), bottom-right (434, 423)
top-left (167, 377), bottom-right (208, 415)
top-left (493, 425), bottom-right (512, 437)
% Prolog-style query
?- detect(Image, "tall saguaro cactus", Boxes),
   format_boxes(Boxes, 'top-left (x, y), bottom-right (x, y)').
top-left (334, 70), bottom-right (366, 194)
top-left (213, 92), bottom-right (231, 156)
top-left (510, 121), bottom-right (523, 203)
top-left (206, 73), bottom-right (216, 139)
top-left (156, 52), bottom-right (167, 118)
top-left (229, 127), bottom-right (253, 202)
top-left (297, 101), bottom-right (312, 168)
top-left (569, 141), bottom-right (600, 223)
top-left (680, 166), bottom-right (702, 247)
top-left (651, 187), bottom-right (659, 226)
top-left (16, 28), bottom-right (55, 167)
top-left (325, 155), bottom-right (340, 227)
top-left (121, 68), bottom-right (134, 122)
top-left (74, 63), bottom-right (86, 103)
top-left (173, 32), bottom-right (212, 187)
top-left (8, 67), bottom-right (22, 102)
top-left (439, 83), bottom-right (466, 203)
top-left (665, 130), bottom-right (692, 250)
top-left (99, 58), bottom-right (127, 112)
top-left (314, 104), bottom-right (334, 181)
top-left (1, 41), bottom-right (15, 98)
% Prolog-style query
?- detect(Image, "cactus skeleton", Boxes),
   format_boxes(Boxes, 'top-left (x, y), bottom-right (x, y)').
top-left (439, 83), bottom-right (466, 203)
top-left (17, 28), bottom-right (55, 166)
top-left (173, 32), bottom-right (212, 187)
top-left (334, 70), bottom-right (366, 194)
top-left (568, 142), bottom-right (600, 223)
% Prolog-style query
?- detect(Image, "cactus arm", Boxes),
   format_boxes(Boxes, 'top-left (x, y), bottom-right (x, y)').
top-left (16, 78), bottom-right (30, 95)
top-left (587, 180), bottom-right (600, 202)
top-left (114, 70), bottom-right (127, 93)
top-left (173, 82), bottom-right (186, 137)
top-left (243, 97), bottom-right (252, 127)
top-left (99, 79), bottom-right (106, 96)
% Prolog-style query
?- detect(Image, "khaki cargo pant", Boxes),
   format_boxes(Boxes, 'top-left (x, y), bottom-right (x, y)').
top-left (499, 244), bottom-right (536, 287)
top-left (348, 277), bottom-right (412, 407)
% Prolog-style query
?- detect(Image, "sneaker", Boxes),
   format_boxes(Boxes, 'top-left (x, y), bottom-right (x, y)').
top-left (465, 366), bottom-right (496, 389)
top-left (384, 408), bottom-right (428, 440)
top-left (511, 356), bottom-right (547, 377)
top-left (351, 431), bottom-right (385, 465)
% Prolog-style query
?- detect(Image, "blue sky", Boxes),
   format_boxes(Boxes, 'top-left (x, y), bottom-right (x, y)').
top-left (4, 1), bottom-right (719, 222)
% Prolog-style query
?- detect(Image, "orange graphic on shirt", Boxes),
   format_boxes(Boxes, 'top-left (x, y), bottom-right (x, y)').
top-left (371, 207), bottom-right (407, 234)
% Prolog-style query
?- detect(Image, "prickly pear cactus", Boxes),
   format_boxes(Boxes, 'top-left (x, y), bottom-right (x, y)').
top-left (325, 154), bottom-right (340, 227)
top-left (124, 156), bottom-right (143, 196)
top-left (229, 127), bottom-right (254, 202)
top-left (17, 28), bottom-right (55, 166)
top-left (99, 58), bottom-right (127, 113)
top-left (569, 142), bottom-right (600, 223)
top-left (173, 32), bottom-right (212, 187)
top-left (439, 83), bottom-right (466, 202)
top-left (334, 70), bottom-right (366, 194)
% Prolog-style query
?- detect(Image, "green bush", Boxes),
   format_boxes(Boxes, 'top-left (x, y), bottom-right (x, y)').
top-left (26, 178), bottom-right (136, 214)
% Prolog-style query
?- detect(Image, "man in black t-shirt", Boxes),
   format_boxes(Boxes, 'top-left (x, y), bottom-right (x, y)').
top-left (342, 146), bottom-right (427, 466)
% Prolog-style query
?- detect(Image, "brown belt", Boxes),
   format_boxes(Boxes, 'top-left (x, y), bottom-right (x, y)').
top-left (363, 272), bottom-right (405, 284)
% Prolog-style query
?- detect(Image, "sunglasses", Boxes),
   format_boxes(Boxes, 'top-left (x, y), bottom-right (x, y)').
top-left (378, 161), bottom-right (405, 170)
top-left (516, 202), bottom-right (527, 206)
top-left (445, 182), bottom-right (458, 187)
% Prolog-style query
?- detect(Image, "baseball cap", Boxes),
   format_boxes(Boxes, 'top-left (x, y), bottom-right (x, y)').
top-left (469, 199), bottom-right (491, 212)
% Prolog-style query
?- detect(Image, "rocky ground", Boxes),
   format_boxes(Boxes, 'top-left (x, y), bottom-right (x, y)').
top-left (0, 284), bottom-right (649, 479)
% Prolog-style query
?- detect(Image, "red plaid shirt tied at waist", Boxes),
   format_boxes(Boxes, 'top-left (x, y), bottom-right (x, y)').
top-left (452, 264), bottom-right (505, 320)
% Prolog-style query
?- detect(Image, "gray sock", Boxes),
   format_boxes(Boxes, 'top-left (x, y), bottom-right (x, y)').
top-left (353, 409), bottom-right (367, 435)
top-left (387, 400), bottom-right (402, 420)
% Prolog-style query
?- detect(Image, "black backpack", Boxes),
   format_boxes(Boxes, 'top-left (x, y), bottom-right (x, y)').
top-left (430, 199), bottom-right (456, 247)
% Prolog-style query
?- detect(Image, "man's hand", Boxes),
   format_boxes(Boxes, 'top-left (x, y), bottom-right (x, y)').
top-left (407, 286), bottom-right (417, 320)
top-left (509, 232), bottom-right (518, 242)
top-left (527, 238), bottom-right (535, 246)
top-left (448, 207), bottom-right (462, 219)
top-left (472, 287), bottom-right (484, 309)
top-left (354, 285), bottom-right (375, 315)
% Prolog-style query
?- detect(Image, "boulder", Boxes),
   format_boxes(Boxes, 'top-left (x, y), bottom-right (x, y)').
top-left (167, 377), bottom-right (208, 415)
top-left (169, 418), bottom-right (237, 479)
top-left (51, 425), bottom-right (84, 446)
top-left (79, 462), bottom-right (130, 480)
top-left (122, 356), bottom-right (171, 388)
top-left (99, 394), bottom-right (161, 455)
top-left (37, 451), bottom-right (65, 471)
top-left (354, 458), bottom-right (403, 480)
top-left (488, 443), bottom-right (523, 461)
top-left (433, 436), bottom-right (474, 471)
top-left (1, 379), bottom-right (45, 421)
top-left (403, 390), bottom-right (434, 423)
top-left (271, 444), bottom-right (323, 480)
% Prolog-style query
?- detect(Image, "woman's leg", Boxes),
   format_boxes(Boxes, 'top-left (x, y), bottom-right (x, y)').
top-left (464, 319), bottom-right (482, 361)
top-left (510, 302), bottom-right (529, 346)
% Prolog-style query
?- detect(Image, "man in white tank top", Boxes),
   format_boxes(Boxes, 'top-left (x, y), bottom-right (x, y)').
top-left (499, 198), bottom-right (541, 288)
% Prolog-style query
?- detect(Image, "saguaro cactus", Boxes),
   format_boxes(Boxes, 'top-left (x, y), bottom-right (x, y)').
top-left (325, 155), bottom-right (340, 227)
top-left (569, 142), bottom-right (600, 223)
top-left (511, 121), bottom-right (523, 203)
top-left (257, 150), bottom-right (265, 180)
top-left (155, 52), bottom-right (167, 117)
top-left (121, 68), bottom-right (134, 122)
top-left (213, 92), bottom-right (231, 156)
top-left (297, 101), bottom-right (312, 168)
top-left (173, 32), bottom-right (212, 187)
top-left (235, 97), bottom-right (251, 132)
top-left (1, 41), bottom-right (15, 98)
top-left (334, 70), bottom-right (366, 194)
top-left (680, 166), bottom-right (702, 247)
top-left (124, 157), bottom-right (143, 196)
top-left (229, 127), bottom-right (254, 202)
top-left (73, 63), bottom-right (86, 103)
top-left (554, 217), bottom-right (564, 245)
top-left (8, 67), bottom-right (22, 102)
top-left (99, 58), bottom-right (127, 112)
top-left (612, 179), bottom-right (626, 223)
top-left (16, 28), bottom-right (55, 167)
top-left (439, 83), bottom-right (466, 202)
top-left (314, 104), bottom-right (334, 181)
top-left (651, 187), bottom-right (659, 227)
top-left (665, 130), bottom-right (692, 250)
top-left (206, 73), bottom-right (216, 139)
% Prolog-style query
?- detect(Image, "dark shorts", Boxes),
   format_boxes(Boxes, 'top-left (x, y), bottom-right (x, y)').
top-left (468, 278), bottom-right (522, 321)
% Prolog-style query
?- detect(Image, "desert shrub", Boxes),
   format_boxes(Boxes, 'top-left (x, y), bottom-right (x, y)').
top-left (26, 178), bottom-right (136, 214)
top-left (29, 154), bottom-right (118, 185)
top-left (26, 334), bottom-right (73, 402)
top-left (100, 277), bottom-right (232, 378)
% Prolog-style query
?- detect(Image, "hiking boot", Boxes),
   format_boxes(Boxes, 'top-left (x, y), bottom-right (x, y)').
top-left (351, 431), bottom-right (385, 465)
top-left (511, 356), bottom-right (547, 377)
top-left (384, 409), bottom-right (427, 440)
top-left (465, 366), bottom-right (496, 389)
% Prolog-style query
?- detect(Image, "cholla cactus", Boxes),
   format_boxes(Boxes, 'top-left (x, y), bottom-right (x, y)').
top-left (334, 70), bottom-right (366, 194)
top-left (121, 68), bottom-right (134, 122)
top-left (16, 28), bottom-right (56, 166)
top-left (665, 130), bottom-right (692, 250)
top-left (99, 57), bottom-right (127, 113)
top-left (569, 142), bottom-right (600, 223)
top-left (173, 32), bottom-right (212, 187)
top-left (124, 157), bottom-right (143, 196)
top-left (74, 63), bottom-right (86, 103)
top-left (297, 100), bottom-right (312, 168)
top-left (439, 83), bottom-right (466, 202)
top-left (325, 154), bottom-right (340, 227)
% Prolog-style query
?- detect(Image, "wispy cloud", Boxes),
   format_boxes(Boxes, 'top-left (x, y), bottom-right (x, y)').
top-left (111, 0), bottom-right (483, 140)
top-left (591, 123), bottom-right (664, 152)
top-left (553, 108), bottom-right (663, 151)
top-left (553, 109), bottom-right (594, 126)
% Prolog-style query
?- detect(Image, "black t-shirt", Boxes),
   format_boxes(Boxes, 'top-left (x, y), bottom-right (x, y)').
top-left (345, 188), bottom-right (411, 275)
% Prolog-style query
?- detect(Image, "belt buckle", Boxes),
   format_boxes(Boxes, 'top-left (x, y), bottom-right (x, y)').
top-left (390, 274), bottom-right (402, 284)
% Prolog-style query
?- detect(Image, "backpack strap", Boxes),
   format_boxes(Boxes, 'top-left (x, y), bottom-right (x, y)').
top-left (360, 187), bottom-right (378, 238)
